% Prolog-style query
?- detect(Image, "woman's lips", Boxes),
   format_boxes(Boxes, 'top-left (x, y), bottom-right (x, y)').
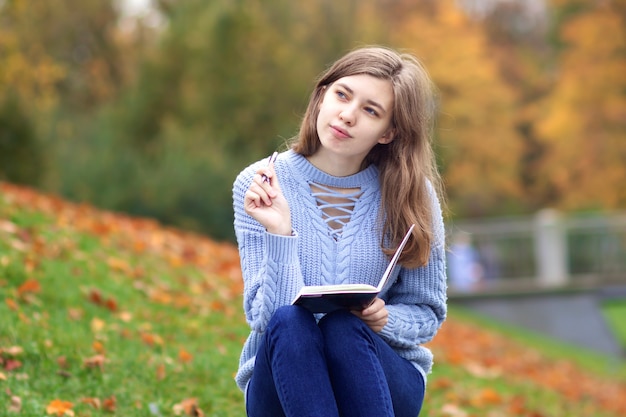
top-left (331, 125), bottom-right (351, 139)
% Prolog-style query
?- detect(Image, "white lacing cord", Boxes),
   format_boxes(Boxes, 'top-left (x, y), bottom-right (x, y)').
top-left (310, 183), bottom-right (362, 240)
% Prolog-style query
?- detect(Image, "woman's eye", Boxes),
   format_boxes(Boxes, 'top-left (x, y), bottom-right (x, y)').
top-left (336, 90), bottom-right (347, 100)
top-left (365, 107), bottom-right (379, 117)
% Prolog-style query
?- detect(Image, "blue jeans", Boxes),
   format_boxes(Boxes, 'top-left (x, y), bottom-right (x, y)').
top-left (246, 305), bottom-right (425, 417)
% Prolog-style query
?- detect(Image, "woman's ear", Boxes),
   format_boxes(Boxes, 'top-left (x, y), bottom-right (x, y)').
top-left (378, 128), bottom-right (395, 145)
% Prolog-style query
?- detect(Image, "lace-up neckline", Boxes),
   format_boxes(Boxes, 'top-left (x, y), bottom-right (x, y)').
top-left (310, 182), bottom-right (362, 240)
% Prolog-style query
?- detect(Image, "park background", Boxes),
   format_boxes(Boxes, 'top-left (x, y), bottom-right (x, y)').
top-left (1, 0), bottom-right (626, 416)
top-left (2, 0), bottom-right (625, 241)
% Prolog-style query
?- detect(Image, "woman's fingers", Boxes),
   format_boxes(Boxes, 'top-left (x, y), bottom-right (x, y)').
top-left (353, 298), bottom-right (388, 332)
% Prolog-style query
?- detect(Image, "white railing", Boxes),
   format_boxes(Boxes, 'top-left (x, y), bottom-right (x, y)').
top-left (447, 209), bottom-right (626, 292)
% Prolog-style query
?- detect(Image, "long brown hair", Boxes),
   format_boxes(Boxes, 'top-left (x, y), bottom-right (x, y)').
top-left (291, 46), bottom-right (444, 267)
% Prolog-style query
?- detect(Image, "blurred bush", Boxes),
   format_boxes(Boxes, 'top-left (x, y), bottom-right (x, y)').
top-left (0, 93), bottom-right (43, 186)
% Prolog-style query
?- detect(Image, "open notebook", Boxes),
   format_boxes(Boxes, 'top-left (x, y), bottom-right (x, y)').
top-left (291, 224), bottom-right (415, 313)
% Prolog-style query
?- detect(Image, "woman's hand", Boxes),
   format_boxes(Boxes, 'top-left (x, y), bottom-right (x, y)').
top-left (244, 161), bottom-right (292, 236)
top-left (352, 298), bottom-right (388, 333)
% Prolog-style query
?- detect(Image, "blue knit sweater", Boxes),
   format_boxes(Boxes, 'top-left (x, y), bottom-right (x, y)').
top-left (232, 150), bottom-right (447, 392)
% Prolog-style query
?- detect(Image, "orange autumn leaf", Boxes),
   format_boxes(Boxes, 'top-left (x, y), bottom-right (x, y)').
top-left (8, 396), bottom-right (22, 413)
top-left (4, 359), bottom-right (22, 371)
top-left (57, 356), bottom-right (69, 369)
top-left (17, 278), bottom-right (40, 295)
top-left (156, 363), bottom-right (166, 380)
top-left (46, 399), bottom-right (74, 416)
top-left (1, 346), bottom-right (24, 356)
top-left (431, 377), bottom-right (454, 390)
top-left (81, 397), bottom-right (101, 409)
top-left (173, 398), bottom-right (204, 417)
top-left (107, 257), bottom-right (133, 274)
top-left (88, 288), bottom-right (103, 305)
top-left (67, 308), bottom-right (83, 320)
top-left (118, 311), bottom-right (133, 322)
top-left (178, 348), bottom-right (193, 364)
top-left (92, 341), bottom-right (105, 354)
top-left (102, 395), bottom-right (117, 412)
top-left (87, 289), bottom-right (117, 311)
top-left (83, 354), bottom-right (106, 370)
top-left (5, 297), bottom-right (19, 311)
top-left (104, 297), bottom-right (118, 312)
top-left (471, 387), bottom-right (502, 406)
top-left (90, 317), bottom-right (106, 333)
top-left (140, 332), bottom-right (163, 346)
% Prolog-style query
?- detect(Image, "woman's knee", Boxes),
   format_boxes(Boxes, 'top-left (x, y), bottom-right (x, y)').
top-left (318, 309), bottom-right (372, 346)
top-left (267, 305), bottom-right (319, 340)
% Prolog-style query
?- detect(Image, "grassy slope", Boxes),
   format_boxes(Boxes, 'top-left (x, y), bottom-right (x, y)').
top-left (1, 182), bottom-right (625, 417)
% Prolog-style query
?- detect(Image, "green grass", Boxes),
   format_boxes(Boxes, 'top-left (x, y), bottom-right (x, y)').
top-left (603, 300), bottom-right (626, 348)
top-left (0, 194), bottom-right (248, 416)
top-left (1, 187), bottom-right (625, 417)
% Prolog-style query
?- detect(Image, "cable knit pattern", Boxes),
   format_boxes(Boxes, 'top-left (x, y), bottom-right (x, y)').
top-left (232, 150), bottom-right (447, 392)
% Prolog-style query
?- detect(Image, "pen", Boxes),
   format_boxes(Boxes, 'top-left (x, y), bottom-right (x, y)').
top-left (261, 151), bottom-right (278, 184)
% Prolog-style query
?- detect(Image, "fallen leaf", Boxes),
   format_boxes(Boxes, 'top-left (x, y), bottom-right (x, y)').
top-left (107, 257), bottom-right (133, 274)
top-left (46, 399), bottom-right (74, 416)
top-left (173, 398), bottom-right (204, 416)
top-left (88, 289), bottom-right (103, 305)
top-left (83, 354), bottom-right (106, 370)
top-left (465, 361), bottom-right (501, 379)
top-left (5, 298), bottom-right (18, 311)
top-left (471, 387), bottom-right (502, 406)
top-left (118, 311), bottom-right (133, 322)
top-left (0, 220), bottom-right (18, 234)
top-left (104, 297), bottom-right (118, 312)
top-left (3, 359), bottom-right (22, 372)
top-left (67, 308), bottom-right (83, 321)
top-left (102, 395), bottom-right (116, 412)
top-left (140, 333), bottom-right (163, 346)
top-left (8, 395), bottom-right (21, 413)
top-left (92, 341), bottom-right (105, 354)
top-left (156, 363), bottom-right (166, 381)
top-left (90, 318), bottom-right (106, 333)
top-left (441, 403), bottom-right (468, 417)
top-left (80, 398), bottom-right (101, 409)
top-left (431, 377), bottom-right (454, 390)
top-left (17, 278), bottom-right (40, 295)
top-left (57, 356), bottom-right (69, 369)
top-left (178, 349), bottom-right (193, 364)
top-left (1, 346), bottom-right (24, 356)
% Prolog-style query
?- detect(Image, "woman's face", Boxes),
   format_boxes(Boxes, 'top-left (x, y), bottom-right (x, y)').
top-left (313, 74), bottom-right (395, 173)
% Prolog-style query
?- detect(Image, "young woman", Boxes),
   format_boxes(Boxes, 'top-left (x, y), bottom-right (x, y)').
top-left (232, 46), bottom-right (447, 417)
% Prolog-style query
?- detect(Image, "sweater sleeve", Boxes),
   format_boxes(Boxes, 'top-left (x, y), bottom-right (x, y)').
top-left (378, 185), bottom-right (447, 348)
top-left (232, 164), bottom-right (305, 333)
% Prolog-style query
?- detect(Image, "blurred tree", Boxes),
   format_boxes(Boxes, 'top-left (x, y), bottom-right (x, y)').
top-left (478, 0), bottom-right (555, 211)
top-left (533, 0), bottom-right (626, 210)
top-left (387, 0), bottom-right (524, 218)
top-left (0, 0), bottom-right (146, 189)
top-left (90, 0), bottom-right (392, 239)
top-left (0, 93), bottom-right (42, 185)
top-left (0, 2), bottom-right (64, 186)
top-left (0, 0), bottom-right (131, 111)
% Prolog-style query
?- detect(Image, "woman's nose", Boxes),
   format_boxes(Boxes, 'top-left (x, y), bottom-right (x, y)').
top-left (339, 107), bottom-right (356, 125)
